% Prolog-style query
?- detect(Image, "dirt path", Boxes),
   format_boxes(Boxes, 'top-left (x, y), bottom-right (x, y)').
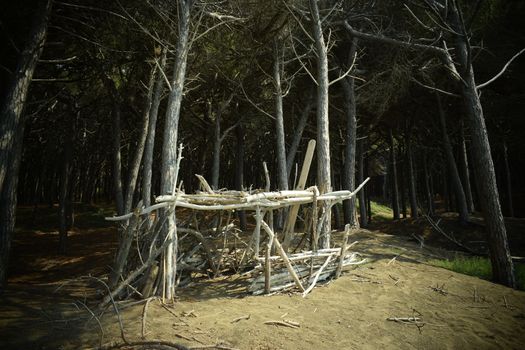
top-left (1, 227), bottom-right (525, 350)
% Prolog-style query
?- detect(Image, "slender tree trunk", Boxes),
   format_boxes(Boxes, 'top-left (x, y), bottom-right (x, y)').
top-left (286, 89), bottom-right (314, 181)
top-left (389, 129), bottom-right (400, 220)
top-left (407, 132), bottom-right (418, 218)
top-left (161, 1), bottom-right (191, 195)
top-left (436, 93), bottom-right (469, 224)
top-left (0, 0), bottom-right (52, 195)
top-left (0, 123), bottom-right (25, 290)
top-left (309, 0), bottom-right (332, 248)
top-left (211, 103), bottom-right (221, 190)
top-left (123, 64), bottom-right (158, 213)
top-left (502, 141), bottom-right (514, 218)
top-left (0, 0), bottom-right (52, 290)
top-left (458, 121), bottom-right (475, 213)
top-left (58, 119), bottom-right (74, 254)
top-left (102, 76), bottom-right (125, 216)
top-left (400, 153), bottom-right (407, 219)
top-left (273, 40), bottom-right (288, 193)
top-left (160, 0), bottom-right (192, 300)
top-left (142, 49), bottom-right (167, 207)
top-left (341, 38), bottom-right (358, 226)
top-left (357, 138), bottom-right (368, 227)
top-left (235, 122), bottom-right (247, 230)
top-left (423, 155), bottom-right (435, 216)
top-left (449, 5), bottom-right (515, 287)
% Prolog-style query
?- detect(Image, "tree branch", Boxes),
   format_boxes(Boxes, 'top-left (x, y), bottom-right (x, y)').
top-left (476, 48), bottom-right (525, 90)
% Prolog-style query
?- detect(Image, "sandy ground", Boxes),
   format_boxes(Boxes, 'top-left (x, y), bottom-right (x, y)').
top-left (1, 225), bottom-right (525, 350)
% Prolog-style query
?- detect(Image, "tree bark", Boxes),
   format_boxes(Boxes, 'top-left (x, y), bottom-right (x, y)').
top-left (436, 93), bottom-right (469, 224)
top-left (341, 38), bottom-right (358, 226)
top-left (235, 122), bottom-right (247, 230)
top-left (406, 132), bottom-right (418, 218)
top-left (309, 0), bottom-right (332, 248)
top-left (161, 0), bottom-right (191, 195)
top-left (423, 155), bottom-right (435, 216)
top-left (285, 89), bottom-right (314, 181)
top-left (502, 141), bottom-right (514, 218)
top-left (58, 117), bottom-right (75, 255)
top-left (142, 49), bottom-right (167, 207)
top-left (449, 4), bottom-right (515, 287)
top-left (0, 0), bottom-right (52, 195)
top-left (123, 64), bottom-right (158, 213)
top-left (160, 0), bottom-right (193, 300)
top-left (458, 121), bottom-right (475, 213)
top-left (0, 0), bottom-right (52, 290)
top-left (0, 124), bottom-right (25, 290)
top-left (357, 138), bottom-right (368, 227)
top-left (389, 129), bottom-right (400, 220)
top-left (273, 40), bottom-right (288, 193)
top-left (103, 76), bottom-right (125, 216)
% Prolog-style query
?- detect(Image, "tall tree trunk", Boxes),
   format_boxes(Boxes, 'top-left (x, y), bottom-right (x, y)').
top-left (436, 93), bottom-right (469, 224)
top-left (0, 123), bottom-right (25, 290)
top-left (235, 122), bottom-right (247, 230)
top-left (124, 64), bottom-right (158, 213)
top-left (341, 38), bottom-right (358, 226)
top-left (406, 132), bottom-right (418, 218)
top-left (449, 4), bottom-right (515, 287)
top-left (400, 152), bottom-right (407, 219)
top-left (286, 89), bottom-right (314, 181)
top-left (142, 49), bottom-right (167, 207)
top-left (309, 0), bottom-right (332, 248)
top-left (389, 129), bottom-right (400, 220)
top-left (458, 121), bottom-right (475, 213)
top-left (211, 102), bottom-right (221, 190)
top-left (502, 141), bottom-right (514, 218)
top-left (357, 138), bottom-right (368, 227)
top-left (58, 118), bottom-right (74, 254)
top-left (102, 76), bottom-right (125, 216)
top-left (210, 95), bottom-right (234, 191)
top-left (423, 155), bottom-right (435, 216)
top-left (273, 40), bottom-right (288, 193)
top-left (0, 0), bottom-right (52, 195)
top-left (160, 0), bottom-right (192, 300)
top-left (0, 0), bottom-right (52, 290)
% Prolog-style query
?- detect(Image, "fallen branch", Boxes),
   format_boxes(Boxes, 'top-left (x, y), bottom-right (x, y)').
top-left (96, 339), bottom-right (189, 350)
top-left (424, 214), bottom-right (480, 255)
top-left (230, 315), bottom-right (250, 323)
top-left (263, 320), bottom-right (300, 329)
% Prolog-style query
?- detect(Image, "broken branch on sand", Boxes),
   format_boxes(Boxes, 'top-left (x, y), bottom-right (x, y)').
top-left (264, 320), bottom-right (301, 328)
top-left (230, 314), bottom-right (251, 323)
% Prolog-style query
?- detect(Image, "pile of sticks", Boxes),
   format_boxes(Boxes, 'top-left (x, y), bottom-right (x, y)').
top-left (249, 223), bottom-right (366, 295)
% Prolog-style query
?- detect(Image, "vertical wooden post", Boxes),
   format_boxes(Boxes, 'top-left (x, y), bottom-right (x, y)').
top-left (335, 224), bottom-right (351, 279)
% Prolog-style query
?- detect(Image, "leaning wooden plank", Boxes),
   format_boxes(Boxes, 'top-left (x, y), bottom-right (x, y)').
top-left (195, 174), bottom-right (214, 194)
top-left (260, 220), bottom-right (305, 292)
top-left (283, 139), bottom-right (316, 251)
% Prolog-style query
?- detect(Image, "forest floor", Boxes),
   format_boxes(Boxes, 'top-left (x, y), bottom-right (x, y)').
top-left (1, 204), bottom-right (525, 350)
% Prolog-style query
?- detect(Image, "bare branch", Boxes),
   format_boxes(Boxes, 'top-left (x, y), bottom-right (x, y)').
top-left (239, 83), bottom-right (275, 120)
top-left (477, 48), bottom-right (525, 90)
top-left (38, 56), bottom-right (78, 63)
top-left (411, 78), bottom-right (461, 98)
top-left (329, 51), bottom-right (357, 87)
